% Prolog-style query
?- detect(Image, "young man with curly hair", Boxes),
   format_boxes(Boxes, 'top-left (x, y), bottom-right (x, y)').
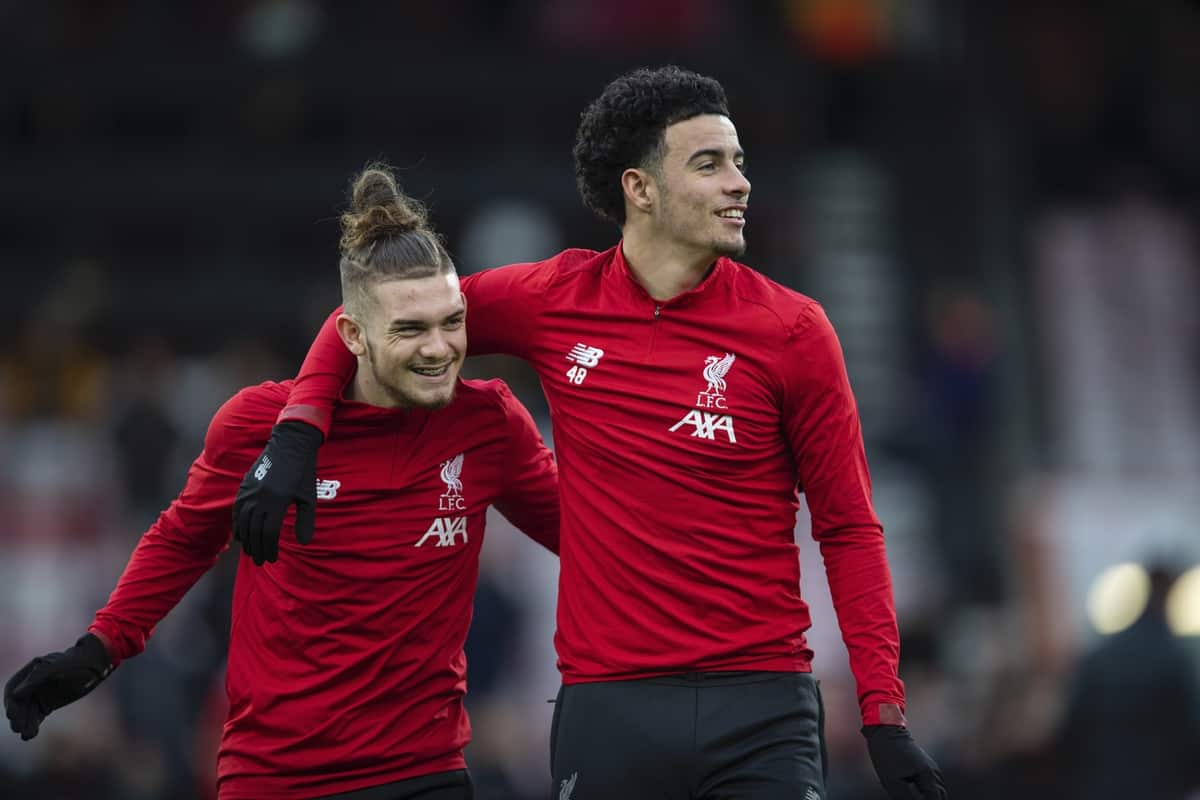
top-left (234, 67), bottom-right (946, 800)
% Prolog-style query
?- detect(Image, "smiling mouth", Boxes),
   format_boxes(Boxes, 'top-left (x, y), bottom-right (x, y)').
top-left (411, 364), bottom-right (452, 377)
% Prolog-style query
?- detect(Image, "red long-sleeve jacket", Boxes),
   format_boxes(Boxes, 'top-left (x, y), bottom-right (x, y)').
top-left (281, 244), bottom-right (905, 725)
top-left (89, 378), bottom-right (559, 799)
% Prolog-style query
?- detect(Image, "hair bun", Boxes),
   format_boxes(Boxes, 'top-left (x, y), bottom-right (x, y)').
top-left (340, 164), bottom-right (429, 253)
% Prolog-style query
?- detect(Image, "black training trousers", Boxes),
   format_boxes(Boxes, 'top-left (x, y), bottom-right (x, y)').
top-left (316, 769), bottom-right (473, 800)
top-left (550, 671), bottom-right (827, 800)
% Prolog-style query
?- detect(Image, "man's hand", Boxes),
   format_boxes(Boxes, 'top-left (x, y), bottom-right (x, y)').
top-left (233, 420), bottom-right (323, 565)
top-left (863, 724), bottom-right (947, 799)
top-left (5, 634), bottom-right (114, 741)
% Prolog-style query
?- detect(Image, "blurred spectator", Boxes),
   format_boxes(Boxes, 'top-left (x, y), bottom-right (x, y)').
top-left (236, 0), bottom-right (324, 60)
top-left (783, 0), bottom-right (892, 64)
top-left (2, 260), bottom-right (111, 425)
top-left (463, 558), bottom-right (525, 797)
top-left (112, 336), bottom-right (182, 519)
top-left (538, 0), bottom-right (724, 49)
top-left (921, 286), bottom-right (1004, 606)
top-left (1057, 563), bottom-right (1200, 800)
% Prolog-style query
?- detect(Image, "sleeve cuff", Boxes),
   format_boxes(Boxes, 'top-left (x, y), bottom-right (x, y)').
top-left (275, 404), bottom-right (332, 437)
top-left (86, 625), bottom-right (122, 668)
top-left (861, 699), bottom-right (907, 726)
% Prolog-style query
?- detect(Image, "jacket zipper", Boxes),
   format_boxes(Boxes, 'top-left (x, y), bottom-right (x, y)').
top-left (646, 304), bottom-right (662, 357)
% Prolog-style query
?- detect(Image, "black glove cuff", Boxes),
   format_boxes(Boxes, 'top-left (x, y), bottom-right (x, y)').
top-left (74, 634), bottom-right (114, 679)
top-left (861, 724), bottom-right (916, 749)
top-left (273, 420), bottom-right (325, 449)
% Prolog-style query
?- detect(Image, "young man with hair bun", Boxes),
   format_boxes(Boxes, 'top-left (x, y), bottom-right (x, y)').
top-left (5, 166), bottom-right (560, 800)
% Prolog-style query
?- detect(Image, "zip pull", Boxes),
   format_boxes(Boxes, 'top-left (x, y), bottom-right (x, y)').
top-left (653, 304), bottom-right (662, 319)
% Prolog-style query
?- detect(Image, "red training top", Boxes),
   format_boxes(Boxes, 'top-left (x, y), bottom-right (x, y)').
top-left (281, 244), bottom-right (905, 725)
top-left (89, 379), bottom-right (559, 799)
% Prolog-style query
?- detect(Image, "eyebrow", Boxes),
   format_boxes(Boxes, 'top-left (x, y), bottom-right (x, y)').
top-left (388, 309), bottom-right (464, 328)
top-left (686, 147), bottom-right (745, 164)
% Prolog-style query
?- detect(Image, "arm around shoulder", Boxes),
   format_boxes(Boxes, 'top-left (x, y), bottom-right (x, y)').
top-left (460, 259), bottom-right (556, 358)
top-left (278, 306), bottom-right (354, 437)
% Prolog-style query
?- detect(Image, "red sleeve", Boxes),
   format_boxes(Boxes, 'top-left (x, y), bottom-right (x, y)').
top-left (782, 304), bottom-right (906, 726)
top-left (459, 261), bottom-right (550, 358)
top-left (491, 383), bottom-right (560, 555)
top-left (276, 307), bottom-right (354, 438)
top-left (89, 387), bottom-right (278, 665)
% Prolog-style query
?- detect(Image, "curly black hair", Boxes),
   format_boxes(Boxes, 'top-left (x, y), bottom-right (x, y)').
top-left (573, 66), bottom-right (730, 227)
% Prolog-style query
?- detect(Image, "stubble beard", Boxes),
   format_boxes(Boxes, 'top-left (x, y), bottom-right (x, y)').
top-left (366, 342), bottom-right (457, 410)
top-left (664, 192), bottom-right (746, 260)
top-left (713, 236), bottom-right (746, 258)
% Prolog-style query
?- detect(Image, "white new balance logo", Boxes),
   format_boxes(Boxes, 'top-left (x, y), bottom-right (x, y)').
top-left (415, 516), bottom-right (468, 547)
top-left (315, 479), bottom-right (340, 500)
top-left (253, 456), bottom-right (272, 481)
top-left (804, 787), bottom-right (821, 800)
top-left (565, 343), bottom-right (604, 385)
top-left (566, 343), bottom-right (604, 367)
top-left (559, 772), bottom-right (577, 800)
top-left (668, 409), bottom-right (737, 443)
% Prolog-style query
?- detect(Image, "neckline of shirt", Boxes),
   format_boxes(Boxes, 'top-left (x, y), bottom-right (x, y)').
top-left (609, 241), bottom-right (729, 309)
top-left (334, 392), bottom-right (439, 427)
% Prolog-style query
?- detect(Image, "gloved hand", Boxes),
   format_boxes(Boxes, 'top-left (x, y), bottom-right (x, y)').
top-left (233, 420), bottom-right (323, 565)
top-left (862, 724), bottom-right (947, 799)
top-left (5, 634), bottom-right (114, 741)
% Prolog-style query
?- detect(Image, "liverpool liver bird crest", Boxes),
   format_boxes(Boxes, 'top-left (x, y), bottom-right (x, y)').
top-left (440, 453), bottom-right (464, 496)
top-left (703, 352), bottom-right (736, 395)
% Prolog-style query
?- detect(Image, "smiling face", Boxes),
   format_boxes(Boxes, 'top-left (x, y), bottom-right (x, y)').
top-left (651, 114), bottom-right (750, 258)
top-left (338, 272), bottom-right (466, 410)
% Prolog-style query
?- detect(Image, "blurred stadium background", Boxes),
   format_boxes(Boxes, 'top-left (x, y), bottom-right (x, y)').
top-left (2, 1), bottom-right (1200, 798)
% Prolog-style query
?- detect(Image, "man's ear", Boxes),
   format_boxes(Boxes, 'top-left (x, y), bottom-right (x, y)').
top-left (336, 313), bottom-right (367, 356)
top-left (621, 167), bottom-right (656, 216)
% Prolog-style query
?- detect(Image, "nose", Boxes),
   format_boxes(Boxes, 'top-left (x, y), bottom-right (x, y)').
top-left (420, 328), bottom-right (452, 359)
top-left (727, 165), bottom-right (750, 199)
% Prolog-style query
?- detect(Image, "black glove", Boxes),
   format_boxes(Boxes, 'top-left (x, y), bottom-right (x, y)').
top-left (233, 420), bottom-right (323, 565)
top-left (5, 633), bottom-right (114, 741)
top-left (863, 724), bottom-right (947, 799)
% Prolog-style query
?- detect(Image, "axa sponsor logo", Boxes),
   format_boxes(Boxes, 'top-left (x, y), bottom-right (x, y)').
top-left (416, 516), bottom-right (468, 548)
top-left (668, 409), bottom-right (737, 442)
top-left (669, 352), bottom-right (738, 443)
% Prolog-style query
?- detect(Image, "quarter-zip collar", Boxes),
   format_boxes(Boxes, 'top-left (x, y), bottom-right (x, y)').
top-left (607, 240), bottom-right (729, 311)
top-left (334, 385), bottom-right (439, 432)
